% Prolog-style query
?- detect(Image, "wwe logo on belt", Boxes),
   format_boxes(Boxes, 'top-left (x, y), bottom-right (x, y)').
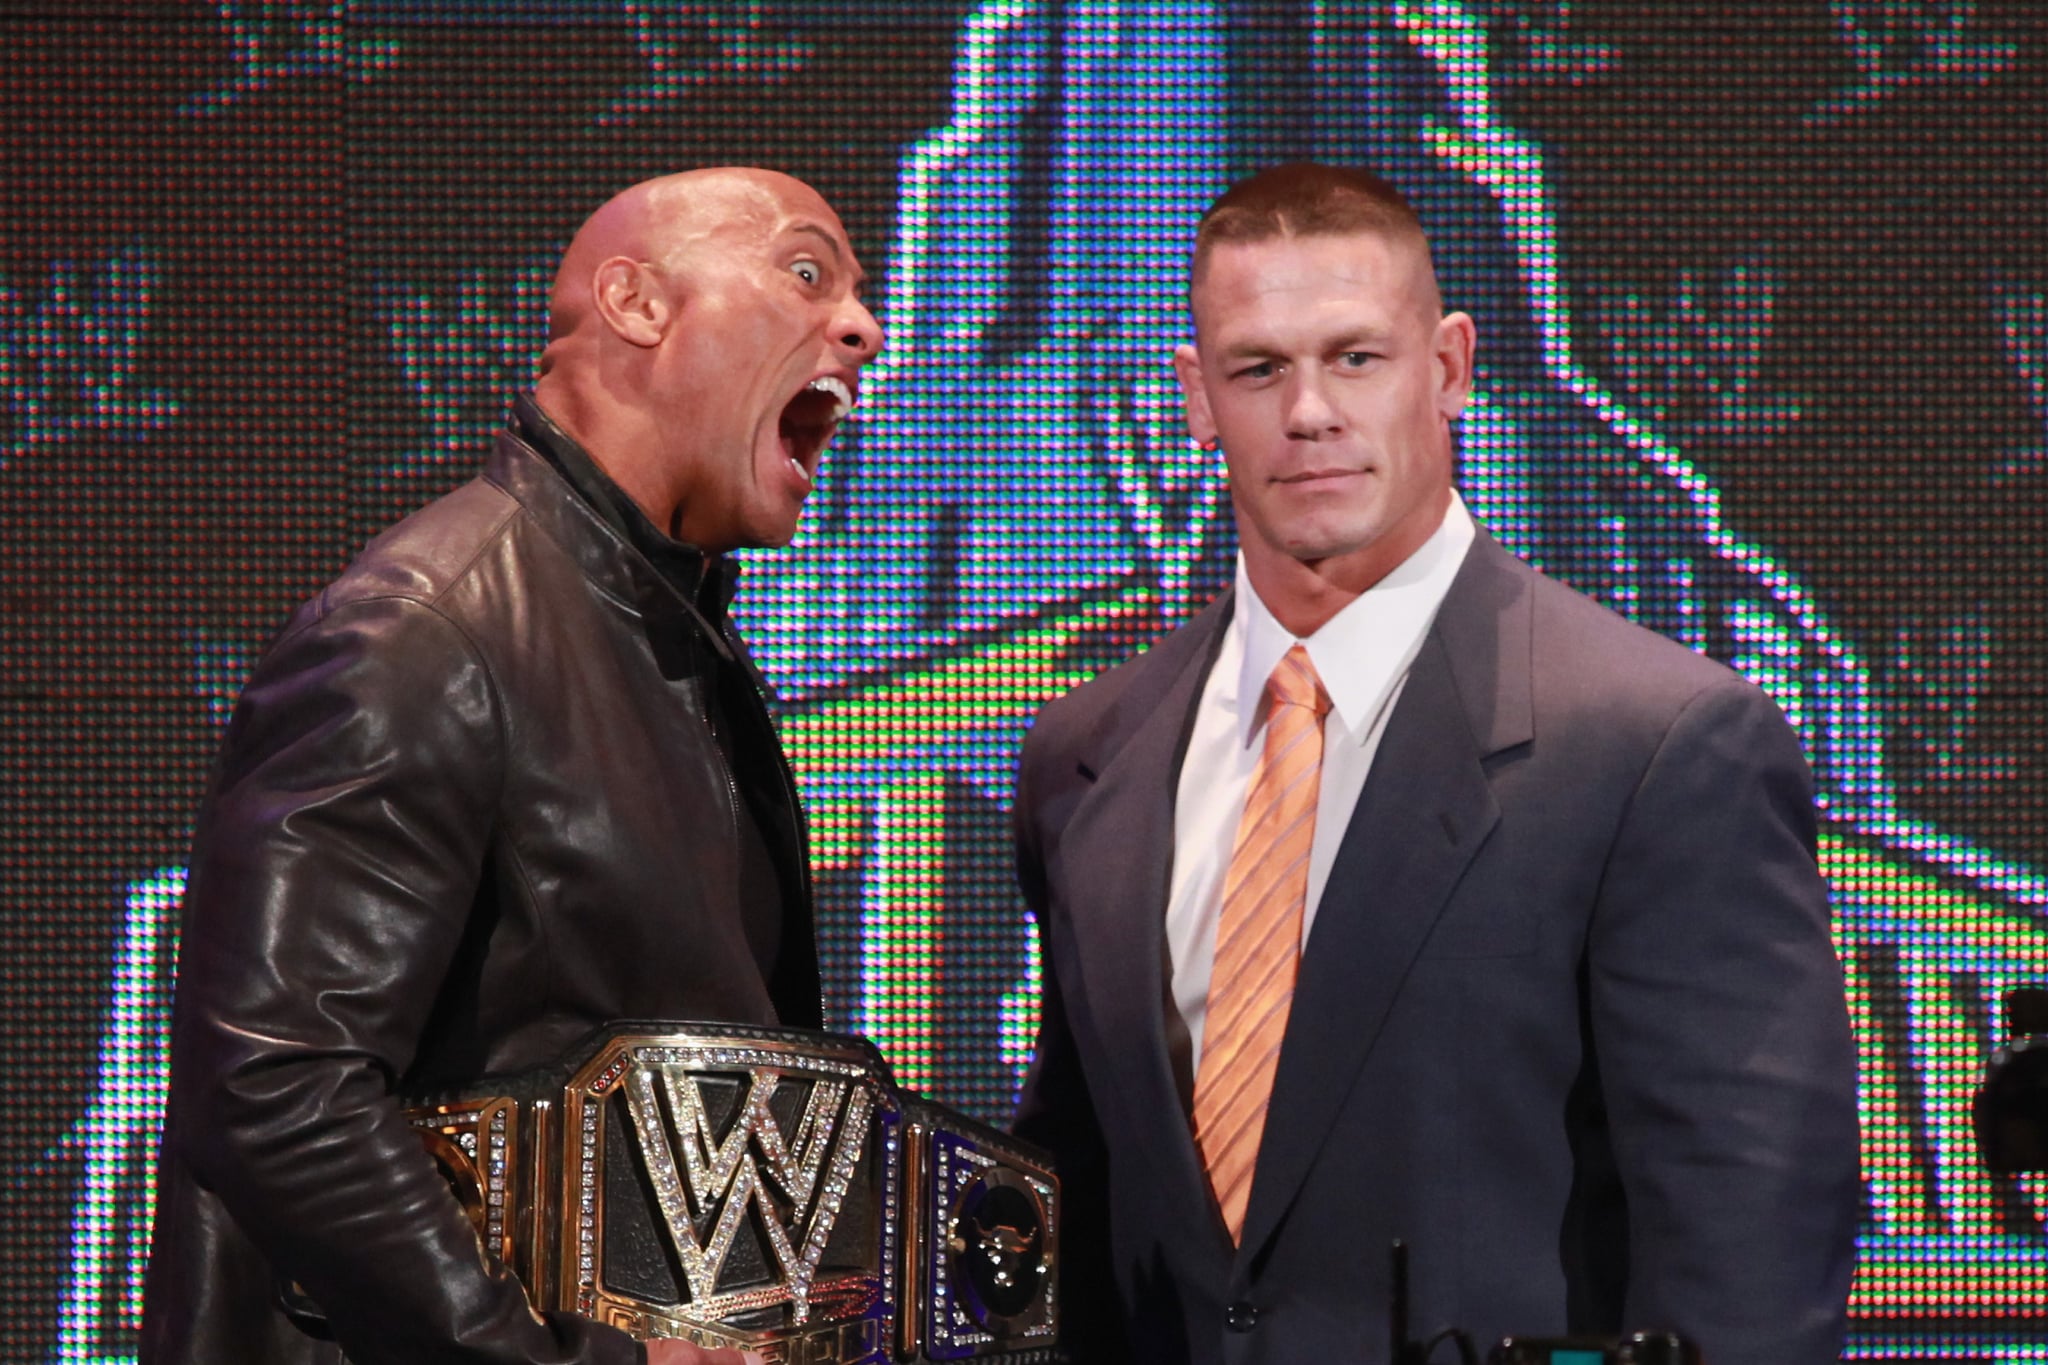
top-left (624, 1065), bottom-right (876, 1323)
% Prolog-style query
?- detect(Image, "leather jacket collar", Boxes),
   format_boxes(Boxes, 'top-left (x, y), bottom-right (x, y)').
top-left (489, 400), bottom-right (740, 664)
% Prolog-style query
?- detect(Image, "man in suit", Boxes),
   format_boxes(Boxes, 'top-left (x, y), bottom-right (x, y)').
top-left (144, 168), bottom-right (881, 1365)
top-left (1012, 162), bottom-right (1860, 1364)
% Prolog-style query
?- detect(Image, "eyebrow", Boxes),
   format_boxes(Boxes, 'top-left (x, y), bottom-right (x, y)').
top-left (1217, 326), bottom-right (1395, 360)
top-left (789, 221), bottom-right (867, 290)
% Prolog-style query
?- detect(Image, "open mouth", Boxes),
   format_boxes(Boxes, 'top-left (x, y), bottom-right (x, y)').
top-left (777, 376), bottom-right (854, 486)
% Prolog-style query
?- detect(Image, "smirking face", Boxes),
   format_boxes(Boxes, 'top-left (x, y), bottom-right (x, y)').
top-left (1174, 229), bottom-right (1473, 602)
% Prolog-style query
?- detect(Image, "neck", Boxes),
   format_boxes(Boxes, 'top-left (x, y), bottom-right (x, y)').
top-left (532, 373), bottom-right (682, 534)
top-left (1241, 488), bottom-right (1452, 638)
top-left (1242, 557), bottom-right (1371, 638)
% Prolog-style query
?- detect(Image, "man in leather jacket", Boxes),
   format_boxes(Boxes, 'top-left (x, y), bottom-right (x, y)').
top-left (141, 168), bottom-right (883, 1365)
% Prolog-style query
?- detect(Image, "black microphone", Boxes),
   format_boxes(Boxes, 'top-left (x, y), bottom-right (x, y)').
top-left (1391, 1238), bottom-right (1411, 1365)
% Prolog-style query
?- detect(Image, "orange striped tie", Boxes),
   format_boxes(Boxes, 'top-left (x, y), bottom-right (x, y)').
top-left (1192, 644), bottom-right (1330, 1243)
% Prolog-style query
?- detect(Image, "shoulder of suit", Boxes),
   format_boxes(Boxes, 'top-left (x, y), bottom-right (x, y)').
top-left (1504, 549), bottom-right (1757, 713)
top-left (1026, 593), bottom-right (1227, 758)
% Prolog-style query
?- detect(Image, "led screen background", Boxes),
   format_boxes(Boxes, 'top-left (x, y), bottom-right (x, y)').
top-left (1, 1), bottom-right (2044, 1360)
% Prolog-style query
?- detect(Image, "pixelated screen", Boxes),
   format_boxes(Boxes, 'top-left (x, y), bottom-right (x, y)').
top-left (2, 1), bottom-right (2044, 1360)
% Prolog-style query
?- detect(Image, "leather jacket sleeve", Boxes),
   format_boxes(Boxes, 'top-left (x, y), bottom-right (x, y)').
top-left (168, 593), bottom-right (644, 1365)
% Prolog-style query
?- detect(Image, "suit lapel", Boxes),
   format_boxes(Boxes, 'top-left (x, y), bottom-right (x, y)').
top-left (1236, 537), bottom-right (1536, 1256)
top-left (1051, 592), bottom-right (1234, 1245)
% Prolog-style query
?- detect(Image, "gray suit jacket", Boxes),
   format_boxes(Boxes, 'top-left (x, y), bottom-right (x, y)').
top-left (1013, 533), bottom-right (1859, 1365)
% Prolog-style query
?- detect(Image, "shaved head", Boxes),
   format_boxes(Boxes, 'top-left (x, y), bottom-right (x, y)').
top-left (529, 167), bottom-right (881, 552)
top-left (545, 167), bottom-right (840, 351)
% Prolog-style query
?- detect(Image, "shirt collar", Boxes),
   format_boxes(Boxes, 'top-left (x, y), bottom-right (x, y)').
top-left (1230, 492), bottom-right (1477, 748)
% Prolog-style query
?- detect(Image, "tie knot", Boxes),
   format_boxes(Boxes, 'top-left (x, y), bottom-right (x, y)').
top-left (1269, 645), bottom-right (1331, 717)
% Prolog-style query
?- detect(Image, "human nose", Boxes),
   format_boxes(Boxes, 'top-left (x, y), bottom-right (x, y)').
top-left (835, 294), bottom-right (884, 362)
top-left (1283, 372), bottom-right (1342, 439)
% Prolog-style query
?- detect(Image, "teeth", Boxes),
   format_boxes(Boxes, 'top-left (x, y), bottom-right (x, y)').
top-left (804, 376), bottom-right (853, 420)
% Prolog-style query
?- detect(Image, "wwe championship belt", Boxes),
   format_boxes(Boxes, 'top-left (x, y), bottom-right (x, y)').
top-left (401, 1022), bottom-right (1061, 1364)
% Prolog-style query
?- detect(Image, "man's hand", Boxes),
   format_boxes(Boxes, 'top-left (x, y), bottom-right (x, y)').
top-left (645, 1340), bottom-right (762, 1365)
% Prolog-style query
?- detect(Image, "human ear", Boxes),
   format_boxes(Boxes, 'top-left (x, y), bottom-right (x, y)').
top-left (591, 257), bottom-right (672, 349)
top-left (1433, 310), bottom-right (1477, 420)
top-left (1173, 343), bottom-right (1219, 450)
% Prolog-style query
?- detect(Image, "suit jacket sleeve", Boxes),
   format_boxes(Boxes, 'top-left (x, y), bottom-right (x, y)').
top-left (1009, 719), bottom-right (1136, 1365)
top-left (1589, 677), bottom-right (1860, 1364)
top-left (165, 595), bottom-right (643, 1365)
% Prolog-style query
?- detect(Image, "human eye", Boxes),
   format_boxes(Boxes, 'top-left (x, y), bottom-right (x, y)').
top-left (1231, 359), bottom-right (1276, 382)
top-left (790, 259), bottom-right (824, 287)
top-left (1337, 350), bottom-right (1375, 369)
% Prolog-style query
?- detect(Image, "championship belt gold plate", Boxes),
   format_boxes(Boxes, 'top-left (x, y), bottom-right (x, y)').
top-left (402, 1022), bottom-right (1060, 1364)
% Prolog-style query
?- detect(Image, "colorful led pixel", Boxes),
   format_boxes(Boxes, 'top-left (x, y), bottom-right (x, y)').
top-left (2, 2), bottom-right (2044, 1360)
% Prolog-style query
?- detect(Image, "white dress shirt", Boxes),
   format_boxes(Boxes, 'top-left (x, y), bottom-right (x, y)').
top-left (1164, 494), bottom-right (1477, 1098)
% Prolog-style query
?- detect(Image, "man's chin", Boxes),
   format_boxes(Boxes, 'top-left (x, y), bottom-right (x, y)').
top-left (736, 503), bottom-right (805, 552)
top-left (1262, 519), bottom-right (1382, 566)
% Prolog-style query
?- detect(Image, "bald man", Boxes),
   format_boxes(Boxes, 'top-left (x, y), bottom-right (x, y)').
top-left (142, 170), bottom-right (883, 1365)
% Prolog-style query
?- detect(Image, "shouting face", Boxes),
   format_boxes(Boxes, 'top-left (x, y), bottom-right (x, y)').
top-left (634, 171), bottom-right (884, 552)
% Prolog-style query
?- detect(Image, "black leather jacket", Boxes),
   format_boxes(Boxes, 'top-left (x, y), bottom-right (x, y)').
top-left (142, 425), bottom-right (822, 1364)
